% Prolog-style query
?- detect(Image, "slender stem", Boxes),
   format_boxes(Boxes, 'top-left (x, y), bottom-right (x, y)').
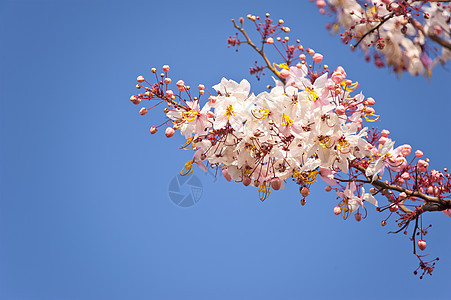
top-left (232, 19), bottom-right (286, 83)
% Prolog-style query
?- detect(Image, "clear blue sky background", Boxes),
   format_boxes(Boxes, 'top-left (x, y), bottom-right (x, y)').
top-left (1, 0), bottom-right (450, 299)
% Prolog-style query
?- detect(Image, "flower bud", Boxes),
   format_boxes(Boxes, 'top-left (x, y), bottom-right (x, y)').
top-left (137, 75), bottom-right (145, 83)
top-left (399, 192), bottom-right (407, 199)
top-left (130, 95), bottom-right (141, 105)
top-left (355, 213), bottom-right (362, 222)
top-left (300, 187), bottom-right (309, 197)
top-left (242, 176), bottom-right (251, 187)
top-left (401, 172), bottom-right (410, 180)
top-left (198, 84), bottom-right (205, 90)
top-left (165, 127), bottom-right (175, 138)
top-left (415, 150), bottom-right (423, 158)
top-left (266, 37), bottom-right (274, 44)
top-left (400, 145), bottom-right (412, 157)
top-left (150, 126), bottom-right (157, 134)
top-left (312, 53), bottom-right (323, 63)
top-left (162, 65), bottom-right (170, 72)
top-left (270, 177), bottom-right (281, 190)
top-left (365, 97), bottom-right (375, 106)
top-left (164, 78), bottom-right (171, 85)
top-left (389, 204), bottom-right (399, 212)
top-left (334, 206), bottom-right (341, 215)
top-left (139, 107), bottom-right (148, 115)
top-left (417, 239), bottom-right (427, 251)
top-left (325, 186), bottom-right (332, 192)
top-left (280, 69), bottom-right (290, 78)
top-left (381, 129), bottom-right (390, 137)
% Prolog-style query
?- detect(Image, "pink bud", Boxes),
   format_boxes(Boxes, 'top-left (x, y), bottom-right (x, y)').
top-left (270, 177), bottom-right (281, 190)
top-left (401, 172), bottom-right (410, 180)
top-left (162, 65), bottom-right (170, 72)
top-left (400, 145), bottom-right (412, 157)
top-left (427, 186), bottom-right (434, 195)
top-left (364, 106), bottom-right (375, 114)
top-left (325, 186), bottom-right (332, 192)
top-left (242, 177), bottom-right (251, 186)
top-left (365, 97), bottom-right (375, 106)
top-left (334, 206), bottom-right (341, 215)
top-left (198, 84), bottom-right (205, 90)
top-left (316, 0), bottom-right (326, 8)
top-left (280, 69), bottom-right (290, 78)
top-left (130, 95), bottom-right (141, 105)
top-left (164, 78), bottom-right (171, 85)
top-left (399, 192), bottom-right (407, 199)
top-left (139, 107), bottom-right (148, 115)
top-left (379, 136), bottom-right (388, 145)
top-left (312, 53), bottom-right (323, 63)
top-left (354, 213), bottom-right (362, 222)
top-left (222, 168), bottom-right (232, 182)
top-left (300, 187), bottom-right (309, 197)
top-left (389, 204), bottom-right (399, 212)
top-left (415, 150), bottom-right (423, 158)
top-left (417, 239), bottom-right (427, 251)
top-left (381, 129), bottom-right (390, 137)
top-left (150, 126), bottom-right (158, 134)
top-left (417, 159), bottom-right (429, 172)
top-left (266, 37), bottom-right (274, 44)
top-left (165, 127), bottom-right (175, 138)
top-left (165, 90), bottom-right (174, 97)
top-left (137, 75), bottom-right (145, 83)
top-left (299, 54), bottom-right (306, 60)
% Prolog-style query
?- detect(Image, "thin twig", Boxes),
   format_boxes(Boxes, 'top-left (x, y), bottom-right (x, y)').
top-left (232, 19), bottom-right (286, 83)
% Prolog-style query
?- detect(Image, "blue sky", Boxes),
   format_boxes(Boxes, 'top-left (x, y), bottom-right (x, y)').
top-left (1, 0), bottom-right (450, 299)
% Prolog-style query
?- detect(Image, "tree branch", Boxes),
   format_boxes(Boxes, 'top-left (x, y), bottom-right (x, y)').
top-left (231, 19), bottom-right (286, 83)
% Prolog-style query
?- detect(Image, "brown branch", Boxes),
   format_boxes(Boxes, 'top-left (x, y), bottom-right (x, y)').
top-left (231, 19), bottom-right (286, 83)
top-left (352, 164), bottom-right (451, 212)
top-left (352, 13), bottom-right (394, 48)
top-left (411, 19), bottom-right (451, 52)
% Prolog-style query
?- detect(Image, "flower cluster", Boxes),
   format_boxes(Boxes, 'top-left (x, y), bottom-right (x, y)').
top-left (315, 0), bottom-right (451, 76)
top-left (130, 13), bottom-right (451, 277)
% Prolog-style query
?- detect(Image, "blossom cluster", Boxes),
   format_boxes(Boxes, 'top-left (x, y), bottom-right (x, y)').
top-left (315, 0), bottom-right (451, 76)
top-left (131, 13), bottom-right (451, 277)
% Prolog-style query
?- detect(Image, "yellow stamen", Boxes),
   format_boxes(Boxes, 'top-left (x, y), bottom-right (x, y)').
top-left (336, 137), bottom-right (350, 152)
top-left (180, 160), bottom-right (194, 176)
top-left (180, 136), bottom-right (195, 150)
top-left (225, 105), bottom-right (235, 119)
top-left (341, 81), bottom-right (359, 92)
top-left (252, 107), bottom-right (270, 120)
top-left (293, 169), bottom-right (319, 184)
top-left (339, 200), bottom-right (353, 219)
top-left (182, 109), bottom-right (199, 121)
top-left (306, 87), bottom-right (319, 101)
top-left (258, 181), bottom-right (271, 201)
top-left (319, 135), bottom-right (332, 149)
top-left (282, 113), bottom-right (293, 126)
top-left (364, 112), bottom-right (380, 122)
